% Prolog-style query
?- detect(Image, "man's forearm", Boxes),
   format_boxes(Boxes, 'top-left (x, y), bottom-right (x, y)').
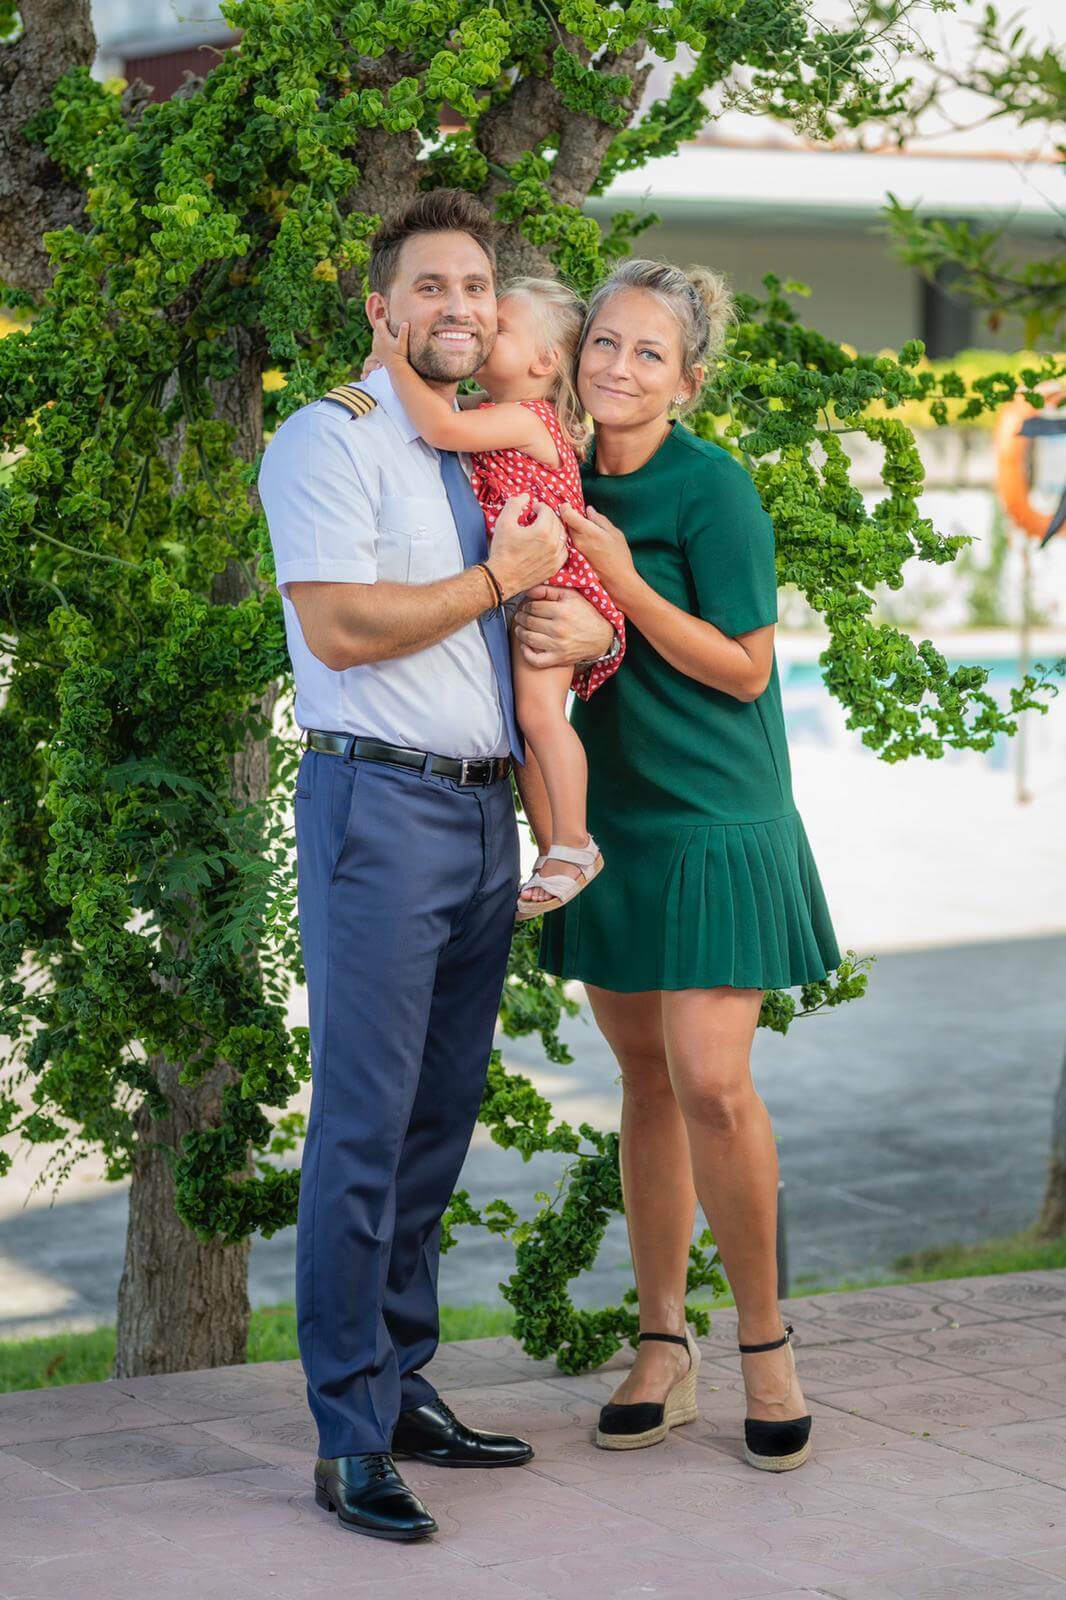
top-left (332, 567), bottom-right (498, 668)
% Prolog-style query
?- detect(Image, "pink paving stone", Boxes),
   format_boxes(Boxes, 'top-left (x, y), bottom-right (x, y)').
top-left (76, 1463), bottom-right (322, 1545)
top-left (0, 1483), bottom-right (170, 1566)
top-left (685, 1501), bottom-right (993, 1586)
top-left (1, 1269), bottom-right (1066, 1598)
top-left (484, 1538), bottom-right (804, 1599)
top-left (144, 1497), bottom-right (517, 1594)
top-left (522, 1423), bottom-right (737, 1488)
top-left (796, 1436), bottom-right (1025, 1503)
top-left (394, 1462), bottom-right (667, 1568)
top-left (0, 1450), bottom-right (73, 1504)
top-left (2, 1421), bottom-right (269, 1490)
top-left (929, 1273), bottom-right (1066, 1321)
top-left (818, 1556), bottom-right (1066, 1597)
top-left (773, 1295), bottom-right (955, 1346)
top-left (418, 1378), bottom-right (603, 1431)
top-left (706, 1340), bottom-right (950, 1394)
top-left (0, 1381), bottom-right (175, 1448)
top-left (193, 1400), bottom-right (320, 1466)
top-left (1014, 1544), bottom-right (1066, 1584)
top-left (531, 1454), bottom-right (853, 1535)
top-left (435, 1335), bottom-right (572, 1382)
top-left (931, 1415), bottom-right (1066, 1487)
top-left (0, 1538), bottom-right (290, 1600)
top-left (808, 1368), bottom-right (1066, 1437)
top-left (985, 1364), bottom-right (1066, 1407)
top-left (107, 1360), bottom-right (305, 1423)
top-left (864, 1317), bottom-right (1066, 1375)
top-left (862, 1480), bottom-right (1066, 1561)
top-left (780, 1284), bottom-right (1009, 1337)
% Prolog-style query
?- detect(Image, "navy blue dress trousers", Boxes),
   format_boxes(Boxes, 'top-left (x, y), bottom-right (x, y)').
top-left (293, 745), bottom-right (520, 1455)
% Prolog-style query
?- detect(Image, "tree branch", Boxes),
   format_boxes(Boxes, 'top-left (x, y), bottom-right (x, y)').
top-left (474, 33), bottom-right (655, 277)
top-left (551, 37), bottom-right (654, 211)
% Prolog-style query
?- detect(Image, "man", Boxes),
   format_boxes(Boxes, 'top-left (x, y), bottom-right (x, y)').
top-left (258, 187), bottom-right (617, 1543)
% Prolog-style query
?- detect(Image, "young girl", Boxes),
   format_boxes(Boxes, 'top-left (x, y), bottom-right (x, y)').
top-left (369, 278), bottom-right (626, 920)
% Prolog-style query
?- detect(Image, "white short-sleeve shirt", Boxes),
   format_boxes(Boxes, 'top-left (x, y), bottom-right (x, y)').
top-left (258, 365), bottom-right (508, 758)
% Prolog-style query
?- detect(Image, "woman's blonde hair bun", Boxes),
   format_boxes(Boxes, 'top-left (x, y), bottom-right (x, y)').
top-left (681, 264), bottom-right (736, 362)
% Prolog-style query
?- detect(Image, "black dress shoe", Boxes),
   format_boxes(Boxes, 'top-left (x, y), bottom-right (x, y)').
top-left (391, 1395), bottom-right (534, 1467)
top-left (313, 1453), bottom-right (437, 1540)
top-left (739, 1323), bottom-right (813, 1472)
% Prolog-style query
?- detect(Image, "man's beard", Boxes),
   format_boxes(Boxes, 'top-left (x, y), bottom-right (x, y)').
top-left (406, 325), bottom-right (492, 382)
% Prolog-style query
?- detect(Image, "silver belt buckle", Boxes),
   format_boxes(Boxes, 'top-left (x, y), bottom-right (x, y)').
top-left (460, 757), bottom-right (491, 785)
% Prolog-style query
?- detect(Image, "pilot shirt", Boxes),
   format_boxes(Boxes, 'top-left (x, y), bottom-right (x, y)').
top-left (258, 364), bottom-right (509, 758)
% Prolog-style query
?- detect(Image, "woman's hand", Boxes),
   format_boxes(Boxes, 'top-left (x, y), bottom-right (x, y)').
top-left (559, 502), bottom-right (639, 608)
top-left (359, 354), bottom-right (384, 379)
top-left (370, 312), bottom-right (410, 369)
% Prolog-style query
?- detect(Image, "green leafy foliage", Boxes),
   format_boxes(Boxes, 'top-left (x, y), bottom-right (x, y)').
top-left (1, 0), bottom-right (1062, 1370)
top-left (884, 7), bottom-right (1066, 345)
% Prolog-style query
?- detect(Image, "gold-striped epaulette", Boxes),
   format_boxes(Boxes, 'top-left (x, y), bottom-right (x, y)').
top-left (321, 383), bottom-right (377, 419)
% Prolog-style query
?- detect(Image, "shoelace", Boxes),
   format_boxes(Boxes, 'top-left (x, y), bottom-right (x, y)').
top-left (360, 1452), bottom-right (396, 1484)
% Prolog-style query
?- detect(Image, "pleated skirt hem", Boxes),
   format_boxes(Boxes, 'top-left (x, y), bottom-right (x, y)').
top-left (538, 808), bottom-right (842, 994)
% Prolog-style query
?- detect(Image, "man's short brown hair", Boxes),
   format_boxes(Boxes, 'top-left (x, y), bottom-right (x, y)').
top-left (367, 189), bottom-right (498, 298)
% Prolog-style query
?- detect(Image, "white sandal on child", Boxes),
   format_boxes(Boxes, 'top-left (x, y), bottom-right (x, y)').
top-left (515, 836), bottom-right (604, 921)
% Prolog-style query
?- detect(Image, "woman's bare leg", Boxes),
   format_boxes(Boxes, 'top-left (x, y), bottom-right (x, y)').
top-left (512, 649), bottom-right (593, 905)
top-left (582, 983), bottom-right (696, 1404)
top-left (661, 986), bottom-right (807, 1422)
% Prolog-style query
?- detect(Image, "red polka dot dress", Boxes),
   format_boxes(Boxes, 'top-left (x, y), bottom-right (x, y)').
top-left (469, 397), bottom-right (626, 700)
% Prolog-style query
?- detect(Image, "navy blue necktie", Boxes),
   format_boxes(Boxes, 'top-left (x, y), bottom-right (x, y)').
top-left (437, 448), bottom-right (525, 765)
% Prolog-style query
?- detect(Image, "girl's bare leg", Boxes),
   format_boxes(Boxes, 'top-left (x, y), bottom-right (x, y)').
top-left (582, 983), bottom-right (696, 1404)
top-left (512, 647), bottom-right (592, 905)
top-left (661, 986), bottom-right (808, 1423)
top-left (513, 741), bottom-right (553, 860)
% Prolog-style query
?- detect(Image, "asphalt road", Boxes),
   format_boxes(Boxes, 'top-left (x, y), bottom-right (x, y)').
top-left (1, 932), bottom-right (1063, 1340)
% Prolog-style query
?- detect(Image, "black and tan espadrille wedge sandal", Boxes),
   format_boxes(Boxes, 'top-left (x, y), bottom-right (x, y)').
top-left (739, 1322), bottom-right (812, 1471)
top-left (595, 1326), bottom-right (701, 1450)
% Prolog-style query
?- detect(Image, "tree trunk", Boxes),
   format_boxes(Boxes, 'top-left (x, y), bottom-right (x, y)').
top-left (1036, 1041), bottom-right (1066, 1239)
top-left (114, 1069), bottom-right (253, 1376)
top-left (114, 324), bottom-right (274, 1374)
top-left (0, 0), bottom-right (95, 296)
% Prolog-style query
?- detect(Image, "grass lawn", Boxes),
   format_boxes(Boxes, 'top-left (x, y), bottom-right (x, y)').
top-left (2, 1226), bottom-right (1064, 1395)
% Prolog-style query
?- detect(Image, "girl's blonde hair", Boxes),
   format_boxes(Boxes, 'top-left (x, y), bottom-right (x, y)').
top-left (577, 258), bottom-right (736, 418)
top-left (498, 276), bottom-right (591, 459)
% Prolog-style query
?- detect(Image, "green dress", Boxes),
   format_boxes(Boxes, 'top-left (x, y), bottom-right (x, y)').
top-left (538, 420), bottom-right (842, 993)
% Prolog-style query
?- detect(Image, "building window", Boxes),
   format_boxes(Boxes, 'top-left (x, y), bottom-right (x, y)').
top-left (919, 258), bottom-right (975, 360)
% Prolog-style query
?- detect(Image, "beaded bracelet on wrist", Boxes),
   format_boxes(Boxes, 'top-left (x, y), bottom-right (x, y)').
top-left (475, 561), bottom-right (504, 610)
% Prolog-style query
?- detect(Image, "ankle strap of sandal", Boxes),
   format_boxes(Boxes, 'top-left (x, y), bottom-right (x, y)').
top-left (738, 1322), bottom-right (794, 1353)
top-left (638, 1330), bottom-right (689, 1346)
top-left (542, 837), bottom-right (600, 867)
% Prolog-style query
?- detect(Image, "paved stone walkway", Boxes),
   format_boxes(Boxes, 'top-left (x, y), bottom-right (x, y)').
top-left (4, 1271), bottom-right (1066, 1596)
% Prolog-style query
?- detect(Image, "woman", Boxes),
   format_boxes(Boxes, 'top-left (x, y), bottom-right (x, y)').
top-left (516, 258), bottom-right (842, 1471)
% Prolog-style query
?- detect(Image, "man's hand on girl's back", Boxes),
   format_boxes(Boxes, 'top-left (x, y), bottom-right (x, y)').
top-left (489, 495), bottom-right (568, 601)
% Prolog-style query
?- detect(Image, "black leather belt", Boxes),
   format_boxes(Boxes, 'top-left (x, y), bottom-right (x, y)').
top-left (301, 729), bottom-right (511, 786)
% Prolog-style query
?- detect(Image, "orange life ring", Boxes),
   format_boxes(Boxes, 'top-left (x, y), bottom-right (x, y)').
top-left (994, 384), bottom-right (1066, 540)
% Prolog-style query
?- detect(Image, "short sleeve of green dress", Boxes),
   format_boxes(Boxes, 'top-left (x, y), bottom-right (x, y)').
top-left (538, 420), bottom-right (842, 993)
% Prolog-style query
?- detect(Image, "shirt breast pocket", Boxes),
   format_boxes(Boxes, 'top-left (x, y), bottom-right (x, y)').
top-left (377, 495), bottom-right (460, 584)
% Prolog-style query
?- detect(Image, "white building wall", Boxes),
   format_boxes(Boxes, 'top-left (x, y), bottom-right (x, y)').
top-left (621, 217), bottom-right (1056, 354)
